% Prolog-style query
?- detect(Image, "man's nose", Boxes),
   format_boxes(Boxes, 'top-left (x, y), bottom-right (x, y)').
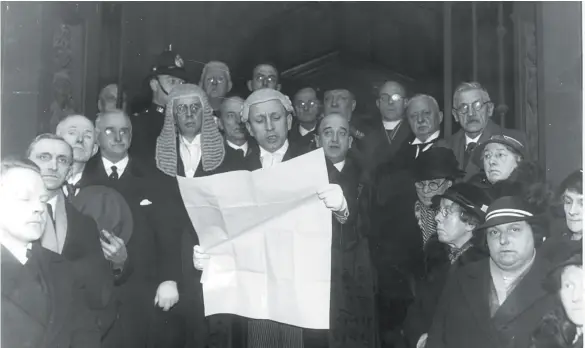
top-left (75, 133), bottom-right (83, 144)
top-left (331, 98), bottom-right (339, 107)
top-left (416, 114), bottom-right (426, 123)
top-left (265, 119), bottom-right (274, 131)
top-left (568, 202), bottom-right (579, 215)
top-left (49, 159), bottom-right (59, 170)
top-left (262, 79), bottom-right (269, 87)
top-left (499, 232), bottom-right (510, 245)
top-left (113, 132), bottom-right (121, 142)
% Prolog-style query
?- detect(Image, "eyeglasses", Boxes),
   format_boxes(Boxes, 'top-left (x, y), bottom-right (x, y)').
top-left (437, 205), bottom-right (462, 218)
top-left (176, 103), bottom-right (201, 116)
top-left (295, 100), bottom-right (319, 109)
top-left (379, 93), bottom-right (404, 104)
top-left (415, 179), bottom-right (447, 192)
top-left (454, 99), bottom-right (491, 116)
top-left (206, 76), bottom-right (225, 85)
top-left (255, 75), bottom-right (277, 84)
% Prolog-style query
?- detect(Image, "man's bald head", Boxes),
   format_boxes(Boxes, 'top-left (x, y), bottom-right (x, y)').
top-left (55, 115), bottom-right (97, 163)
top-left (377, 81), bottom-right (407, 122)
top-left (317, 113), bottom-right (352, 164)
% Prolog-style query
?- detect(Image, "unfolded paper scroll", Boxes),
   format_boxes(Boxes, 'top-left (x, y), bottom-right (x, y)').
top-left (177, 148), bottom-right (332, 329)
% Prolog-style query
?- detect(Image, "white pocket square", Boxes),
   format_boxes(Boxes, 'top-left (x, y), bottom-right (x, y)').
top-left (140, 199), bottom-right (152, 206)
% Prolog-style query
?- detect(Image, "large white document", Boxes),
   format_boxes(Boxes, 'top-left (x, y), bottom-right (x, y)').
top-left (177, 148), bottom-right (332, 329)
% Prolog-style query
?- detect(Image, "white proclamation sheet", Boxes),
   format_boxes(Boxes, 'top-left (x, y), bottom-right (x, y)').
top-left (177, 148), bottom-right (332, 329)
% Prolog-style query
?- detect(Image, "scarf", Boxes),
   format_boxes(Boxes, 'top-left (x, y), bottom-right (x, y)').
top-left (414, 200), bottom-right (437, 245)
top-left (155, 84), bottom-right (225, 176)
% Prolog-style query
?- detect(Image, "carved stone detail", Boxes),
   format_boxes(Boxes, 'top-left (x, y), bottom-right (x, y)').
top-left (522, 21), bottom-right (539, 160)
top-left (48, 23), bottom-right (76, 132)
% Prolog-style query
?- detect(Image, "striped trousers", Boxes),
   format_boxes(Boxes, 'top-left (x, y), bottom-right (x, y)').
top-left (247, 319), bottom-right (304, 348)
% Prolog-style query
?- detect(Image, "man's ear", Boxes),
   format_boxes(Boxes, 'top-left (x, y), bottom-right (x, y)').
top-left (247, 80), bottom-right (253, 92)
top-left (217, 118), bottom-right (225, 131)
top-left (245, 121), bottom-right (253, 136)
top-left (314, 134), bottom-right (321, 148)
top-left (351, 100), bottom-right (356, 111)
top-left (452, 109), bottom-right (460, 124)
top-left (276, 83), bottom-right (282, 91)
top-left (375, 99), bottom-right (380, 110)
top-left (149, 78), bottom-right (158, 93)
top-left (486, 102), bottom-right (494, 118)
top-left (91, 143), bottom-right (99, 157)
top-left (348, 135), bottom-right (354, 149)
top-left (438, 111), bottom-right (444, 124)
top-left (446, 180), bottom-right (453, 189)
top-left (227, 81), bottom-right (233, 93)
top-left (286, 113), bottom-right (292, 131)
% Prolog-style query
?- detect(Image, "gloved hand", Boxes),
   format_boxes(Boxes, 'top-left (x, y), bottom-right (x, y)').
top-left (193, 245), bottom-right (210, 271)
top-left (154, 281), bottom-right (179, 311)
top-left (316, 184), bottom-right (348, 212)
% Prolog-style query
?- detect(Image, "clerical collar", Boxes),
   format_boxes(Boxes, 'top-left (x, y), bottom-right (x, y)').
top-left (383, 120), bottom-right (401, 131)
top-left (227, 140), bottom-right (248, 154)
top-left (465, 133), bottom-right (482, 145)
top-left (411, 130), bottom-right (440, 145)
top-left (299, 124), bottom-right (316, 136)
top-left (333, 160), bottom-right (345, 172)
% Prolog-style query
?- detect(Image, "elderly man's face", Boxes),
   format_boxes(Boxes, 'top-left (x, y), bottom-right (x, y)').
top-left (486, 220), bottom-right (535, 272)
top-left (324, 90), bottom-right (355, 120)
top-left (415, 178), bottom-right (452, 207)
top-left (294, 88), bottom-right (320, 125)
top-left (317, 113), bottom-right (352, 164)
top-left (482, 143), bottom-right (520, 184)
top-left (245, 100), bottom-right (292, 152)
top-left (407, 98), bottom-right (442, 141)
top-left (249, 65), bottom-right (280, 91)
top-left (97, 111), bottom-right (132, 161)
top-left (435, 198), bottom-right (474, 248)
top-left (453, 89), bottom-right (493, 135)
top-left (377, 82), bottom-right (406, 122)
top-left (202, 67), bottom-right (231, 99)
top-left (219, 98), bottom-right (246, 143)
top-left (0, 168), bottom-right (49, 244)
top-left (57, 115), bottom-right (97, 163)
top-left (28, 139), bottom-right (73, 191)
top-left (174, 96), bottom-right (203, 139)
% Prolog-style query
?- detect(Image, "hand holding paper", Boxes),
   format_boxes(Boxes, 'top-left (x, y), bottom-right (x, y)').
top-left (317, 184), bottom-right (347, 212)
top-left (193, 245), bottom-right (210, 271)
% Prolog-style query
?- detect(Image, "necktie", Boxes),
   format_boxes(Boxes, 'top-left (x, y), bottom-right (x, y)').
top-left (109, 165), bottom-right (119, 180)
top-left (464, 142), bottom-right (478, 167)
top-left (65, 182), bottom-right (77, 200)
top-left (46, 204), bottom-right (55, 227)
top-left (236, 149), bottom-right (245, 158)
top-left (26, 248), bottom-right (32, 260)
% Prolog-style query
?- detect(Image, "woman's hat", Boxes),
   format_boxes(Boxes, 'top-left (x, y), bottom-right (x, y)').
top-left (473, 133), bottom-right (528, 167)
top-left (477, 195), bottom-right (537, 230)
top-left (432, 182), bottom-right (493, 221)
top-left (413, 147), bottom-right (466, 181)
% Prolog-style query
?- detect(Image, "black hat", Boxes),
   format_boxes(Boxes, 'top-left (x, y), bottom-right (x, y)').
top-left (543, 245), bottom-right (582, 293)
top-left (150, 50), bottom-right (188, 81)
top-left (473, 133), bottom-right (528, 167)
top-left (476, 195), bottom-right (538, 230)
top-left (432, 182), bottom-right (493, 221)
top-left (413, 147), bottom-right (466, 181)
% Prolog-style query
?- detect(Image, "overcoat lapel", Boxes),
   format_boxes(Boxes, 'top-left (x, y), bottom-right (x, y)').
top-left (458, 260), bottom-right (497, 339)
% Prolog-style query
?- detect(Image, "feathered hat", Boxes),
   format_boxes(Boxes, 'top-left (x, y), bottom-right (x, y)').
top-left (155, 83), bottom-right (225, 176)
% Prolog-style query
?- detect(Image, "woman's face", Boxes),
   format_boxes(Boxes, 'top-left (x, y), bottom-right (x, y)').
top-left (486, 220), bottom-right (535, 272)
top-left (563, 189), bottom-right (583, 235)
top-left (560, 265), bottom-right (584, 326)
top-left (482, 143), bottom-right (520, 184)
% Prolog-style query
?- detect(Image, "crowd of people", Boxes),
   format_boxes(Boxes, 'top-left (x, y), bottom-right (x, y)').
top-left (1, 48), bottom-right (582, 348)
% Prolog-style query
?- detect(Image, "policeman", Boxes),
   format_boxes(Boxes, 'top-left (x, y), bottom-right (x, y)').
top-left (129, 49), bottom-right (188, 162)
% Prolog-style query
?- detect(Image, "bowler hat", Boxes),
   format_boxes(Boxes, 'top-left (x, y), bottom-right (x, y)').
top-left (473, 133), bottom-right (528, 167)
top-left (413, 147), bottom-right (466, 181)
top-left (151, 50), bottom-right (189, 81)
top-left (476, 195), bottom-right (537, 230)
top-left (70, 185), bottom-right (134, 244)
top-left (432, 182), bottom-right (493, 221)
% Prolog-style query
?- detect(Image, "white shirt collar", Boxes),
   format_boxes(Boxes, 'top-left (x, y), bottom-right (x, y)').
top-left (226, 140), bottom-right (248, 154)
top-left (1, 238), bottom-right (32, 265)
top-left (68, 172), bottom-right (83, 186)
top-left (383, 120), bottom-right (401, 131)
top-left (299, 124), bottom-right (316, 136)
top-left (259, 140), bottom-right (289, 169)
top-left (179, 134), bottom-right (202, 177)
top-left (333, 160), bottom-right (345, 172)
top-left (411, 130), bottom-right (441, 145)
top-left (102, 155), bottom-right (130, 177)
top-left (180, 134), bottom-right (201, 147)
top-left (465, 133), bottom-right (482, 145)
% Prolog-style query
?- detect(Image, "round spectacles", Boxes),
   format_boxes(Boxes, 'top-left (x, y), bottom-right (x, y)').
top-left (295, 100), bottom-right (318, 109)
top-left (414, 179), bottom-right (446, 191)
top-left (255, 75), bottom-right (277, 84)
top-left (437, 205), bottom-right (462, 218)
top-left (379, 93), bottom-right (404, 104)
top-left (206, 76), bottom-right (225, 84)
top-left (454, 100), bottom-right (491, 116)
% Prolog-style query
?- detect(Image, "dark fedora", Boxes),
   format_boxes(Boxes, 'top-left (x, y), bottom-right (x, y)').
top-left (476, 195), bottom-right (537, 230)
top-left (70, 185), bottom-right (134, 244)
top-left (413, 147), bottom-right (466, 182)
top-left (150, 50), bottom-right (189, 81)
top-left (432, 182), bottom-right (493, 221)
top-left (473, 133), bottom-right (528, 167)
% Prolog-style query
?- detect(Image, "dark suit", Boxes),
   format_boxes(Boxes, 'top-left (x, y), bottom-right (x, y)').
top-left (288, 123), bottom-right (317, 156)
top-left (426, 254), bottom-right (556, 348)
top-left (2, 243), bottom-right (101, 348)
top-left (130, 103), bottom-right (166, 163)
top-left (60, 200), bottom-right (119, 341)
top-left (81, 154), bottom-right (185, 348)
top-left (442, 121), bottom-right (529, 181)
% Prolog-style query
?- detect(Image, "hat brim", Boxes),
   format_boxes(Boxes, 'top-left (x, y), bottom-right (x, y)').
top-left (473, 138), bottom-right (528, 168)
top-left (476, 214), bottom-right (536, 230)
top-left (414, 168), bottom-right (466, 182)
top-left (432, 191), bottom-right (486, 220)
top-left (152, 67), bottom-right (189, 82)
